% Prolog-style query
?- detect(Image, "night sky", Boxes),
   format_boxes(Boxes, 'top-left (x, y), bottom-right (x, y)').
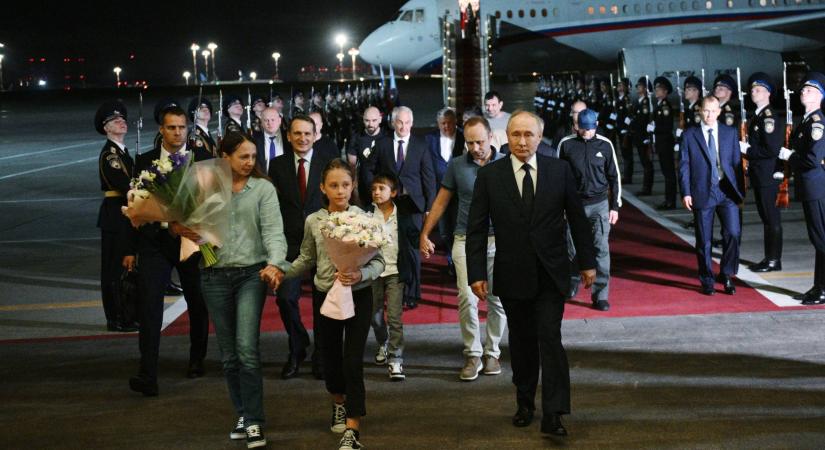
top-left (0, 0), bottom-right (406, 86)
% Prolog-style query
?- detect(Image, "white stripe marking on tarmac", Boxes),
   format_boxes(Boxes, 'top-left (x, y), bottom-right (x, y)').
top-left (161, 297), bottom-right (189, 331)
top-left (0, 141), bottom-right (97, 161)
top-left (623, 191), bottom-right (800, 308)
top-left (0, 156), bottom-right (98, 181)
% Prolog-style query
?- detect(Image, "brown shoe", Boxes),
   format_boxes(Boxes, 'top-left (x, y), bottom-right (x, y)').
top-left (459, 356), bottom-right (482, 381)
top-left (482, 356), bottom-right (501, 375)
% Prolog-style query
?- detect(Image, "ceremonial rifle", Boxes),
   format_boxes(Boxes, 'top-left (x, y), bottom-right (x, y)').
top-left (217, 89), bottom-right (224, 146)
top-left (645, 74), bottom-right (656, 156)
top-left (776, 62), bottom-right (792, 208)
top-left (701, 68), bottom-right (708, 96)
top-left (134, 91), bottom-right (143, 178)
top-left (676, 71), bottom-right (686, 131)
top-left (736, 67), bottom-right (749, 194)
top-left (246, 87), bottom-right (253, 136)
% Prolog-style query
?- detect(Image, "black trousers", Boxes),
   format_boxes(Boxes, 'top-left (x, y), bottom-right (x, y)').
top-left (655, 134), bottom-right (677, 205)
top-left (316, 286), bottom-right (373, 418)
top-left (500, 267), bottom-right (570, 415)
top-left (620, 134), bottom-right (634, 183)
top-left (633, 136), bottom-right (654, 191)
top-left (136, 248), bottom-right (209, 381)
top-left (752, 183), bottom-right (783, 260)
top-left (100, 231), bottom-right (123, 323)
top-left (274, 276), bottom-right (311, 357)
top-left (802, 199), bottom-right (825, 287)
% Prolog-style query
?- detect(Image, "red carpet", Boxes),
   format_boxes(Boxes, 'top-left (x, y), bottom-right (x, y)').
top-left (164, 202), bottom-right (820, 337)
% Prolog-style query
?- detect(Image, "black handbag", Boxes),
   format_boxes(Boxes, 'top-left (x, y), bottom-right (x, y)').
top-left (113, 269), bottom-right (140, 325)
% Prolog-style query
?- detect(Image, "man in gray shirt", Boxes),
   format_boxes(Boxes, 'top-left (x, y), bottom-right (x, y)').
top-left (485, 90), bottom-right (511, 150)
top-left (420, 116), bottom-right (507, 381)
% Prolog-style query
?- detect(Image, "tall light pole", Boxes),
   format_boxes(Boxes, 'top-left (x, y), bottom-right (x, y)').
top-left (190, 44), bottom-right (200, 82)
top-left (201, 50), bottom-right (211, 83)
top-left (250, 71), bottom-right (257, 81)
top-left (0, 54), bottom-right (4, 92)
top-left (271, 52), bottom-right (281, 79)
top-left (348, 48), bottom-right (359, 81)
top-left (113, 67), bottom-right (122, 88)
top-left (207, 42), bottom-right (217, 81)
top-left (183, 71), bottom-right (191, 86)
top-left (336, 53), bottom-right (344, 79)
top-left (334, 33), bottom-right (347, 72)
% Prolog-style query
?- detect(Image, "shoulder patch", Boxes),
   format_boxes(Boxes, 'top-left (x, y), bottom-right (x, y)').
top-left (764, 118), bottom-right (775, 134)
top-left (764, 108), bottom-right (772, 117)
top-left (725, 114), bottom-right (735, 126)
top-left (110, 147), bottom-right (117, 154)
top-left (663, 108), bottom-right (670, 117)
top-left (813, 114), bottom-right (822, 122)
top-left (812, 123), bottom-right (824, 141)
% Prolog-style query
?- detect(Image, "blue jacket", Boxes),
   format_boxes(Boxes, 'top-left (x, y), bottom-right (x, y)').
top-left (424, 130), bottom-right (464, 186)
top-left (679, 124), bottom-right (743, 209)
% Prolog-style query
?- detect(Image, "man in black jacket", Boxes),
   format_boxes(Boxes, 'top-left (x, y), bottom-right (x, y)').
top-left (127, 106), bottom-right (210, 396)
top-left (268, 115), bottom-right (337, 379)
top-left (467, 110), bottom-right (596, 437)
top-left (558, 109), bottom-right (622, 311)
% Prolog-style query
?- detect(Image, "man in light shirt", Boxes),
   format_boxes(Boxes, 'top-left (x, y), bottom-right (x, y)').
top-left (484, 91), bottom-right (511, 150)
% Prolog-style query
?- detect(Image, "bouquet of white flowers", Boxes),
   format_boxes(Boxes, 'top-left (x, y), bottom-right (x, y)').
top-left (319, 210), bottom-right (390, 320)
top-left (122, 151), bottom-right (232, 267)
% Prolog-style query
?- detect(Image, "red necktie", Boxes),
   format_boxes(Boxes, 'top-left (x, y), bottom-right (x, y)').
top-left (298, 158), bottom-right (307, 203)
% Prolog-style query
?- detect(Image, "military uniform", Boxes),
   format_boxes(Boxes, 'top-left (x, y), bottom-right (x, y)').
top-left (222, 94), bottom-right (246, 136)
top-left (785, 72), bottom-right (825, 304)
top-left (745, 73), bottom-right (785, 272)
top-left (614, 80), bottom-right (634, 184)
top-left (95, 101), bottom-right (137, 332)
top-left (630, 77), bottom-right (654, 195)
top-left (187, 97), bottom-right (217, 159)
top-left (152, 98), bottom-right (181, 149)
top-left (653, 76), bottom-right (677, 209)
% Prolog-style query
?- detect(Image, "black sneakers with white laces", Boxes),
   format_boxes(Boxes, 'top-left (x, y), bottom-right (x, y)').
top-left (230, 416), bottom-right (245, 440)
top-left (330, 402), bottom-right (347, 433)
top-left (338, 428), bottom-right (363, 450)
top-left (245, 424), bottom-right (266, 449)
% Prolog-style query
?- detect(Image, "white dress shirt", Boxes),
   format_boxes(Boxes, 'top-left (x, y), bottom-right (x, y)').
top-left (510, 153), bottom-right (537, 195)
top-left (439, 134), bottom-right (455, 162)
top-left (700, 122), bottom-right (723, 180)
top-left (393, 133), bottom-right (409, 165)
top-left (264, 131), bottom-right (283, 167)
top-left (294, 148), bottom-right (313, 174)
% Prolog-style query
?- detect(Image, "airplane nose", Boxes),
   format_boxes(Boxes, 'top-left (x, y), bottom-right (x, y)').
top-left (358, 25), bottom-right (396, 66)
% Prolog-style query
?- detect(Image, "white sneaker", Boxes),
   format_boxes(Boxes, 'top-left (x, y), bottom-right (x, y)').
top-left (245, 424), bottom-right (267, 449)
top-left (388, 362), bottom-right (405, 381)
top-left (229, 416), bottom-right (245, 440)
top-left (374, 342), bottom-right (388, 365)
top-left (330, 402), bottom-right (347, 433)
top-left (338, 428), bottom-right (363, 450)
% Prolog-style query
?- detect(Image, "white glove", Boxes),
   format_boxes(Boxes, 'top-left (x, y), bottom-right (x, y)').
top-left (606, 124), bottom-right (615, 130)
top-left (643, 139), bottom-right (651, 145)
top-left (778, 147), bottom-right (794, 161)
top-left (620, 129), bottom-right (628, 135)
top-left (646, 122), bottom-right (656, 133)
top-left (609, 113), bottom-right (617, 121)
top-left (675, 128), bottom-right (683, 138)
top-left (674, 143), bottom-right (680, 152)
top-left (739, 141), bottom-right (750, 155)
top-left (624, 117), bottom-right (632, 126)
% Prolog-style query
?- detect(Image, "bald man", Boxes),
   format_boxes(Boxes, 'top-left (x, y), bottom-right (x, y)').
top-left (347, 106), bottom-right (387, 205)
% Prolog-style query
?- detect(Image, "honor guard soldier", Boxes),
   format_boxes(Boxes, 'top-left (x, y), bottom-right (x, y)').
top-left (250, 93), bottom-right (267, 134)
top-left (290, 90), bottom-right (306, 120)
top-left (223, 94), bottom-right (245, 136)
top-left (152, 98), bottom-right (180, 149)
top-left (778, 72), bottom-right (825, 304)
top-left (614, 78), bottom-right (634, 185)
top-left (714, 74), bottom-right (741, 128)
top-left (187, 97), bottom-right (217, 159)
top-left (650, 76), bottom-right (677, 209)
top-left (740, 73), bottom-right (785, 272)
top-left (683, 76), bottom-right (704, 130)
top-left (95, 101), bottom-right (138, 332)
top-left (630, 77), bottom-right (655, 195)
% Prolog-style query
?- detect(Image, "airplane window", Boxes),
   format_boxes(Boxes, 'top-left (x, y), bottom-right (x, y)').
top-left (611, 4), bottom-right (620, 13)
top-left (588, 5), bottom-right (595, 13)
top-left (541, 8), bottom-right (548, 16)
top-left (706, 0), bottom-right (713, 8)
top-left (518, 9), bottom-right (524, 17)
top-left (495, 10), bottom-right (501, 18)
top-left (658, 2), bottom-right (665, 11)
top-left (669, 1), bottom-right (677, 10)
top-left (634, 3), bottom-right (642, 13)
top-left (727, 0), bottom-right (734, 6)
top-left (646, 2), bottom-right (654, 12)
top-left (693, 0), bottom-right (701, 9)
top-left (623, 4), bottom-right (630, 13)
top-left (507, 10), bottom-right (513, 18)
top-left (553, 7), bottom-right (559, 15)
top-left (681, 0), bottom-right (689, 8)
top-left (414, 9), bottom-right (424, 22)
top-left (600, 5), bottom-right (607, 13)
top-left (759, 0), bottom-right (767, 4)
top-left (530, 8), bottom-right (536, 17)
top-left (399, 10), bottom-right (413, 21)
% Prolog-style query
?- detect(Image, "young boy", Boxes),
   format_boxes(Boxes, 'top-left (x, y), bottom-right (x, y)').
top-left (368, 172), bottom-right (416, 381)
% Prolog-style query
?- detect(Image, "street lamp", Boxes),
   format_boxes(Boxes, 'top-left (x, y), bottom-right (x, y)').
top-left (336, 53), bottom-right (344, 78)
top-left (0, 54), bottom-right (5, 92)
top-left (201, 50), bottom-right (211, 83)
top-left (190, 43), bottom-right (200, 82)
top-left (250, 71), bottom-right (257, 81)
top-left (334, 33), bottom-right (347, 72)
top-left (348, 48), bottom-right (359, 81)
top-left (113, 66), bottom-right (122, 87)
top-left (271, 52), bottom-right (281, 79)
top-left (207, 42), bottom-right (218, 81)
top-left (183, 71), bottom-right (191, 86)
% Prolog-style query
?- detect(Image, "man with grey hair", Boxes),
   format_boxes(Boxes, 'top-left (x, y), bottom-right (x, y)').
top-left (373, 106), bottom-right (437, 309)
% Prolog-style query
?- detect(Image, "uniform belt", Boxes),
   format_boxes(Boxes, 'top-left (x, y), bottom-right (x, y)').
top-left (104, 190), bottom-right (123, 198)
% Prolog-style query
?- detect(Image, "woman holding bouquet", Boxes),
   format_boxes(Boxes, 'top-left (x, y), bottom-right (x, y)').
top-left (285, 158), bottom-right (385, 450)
top-left (193, 132), bottom-right (289, 449)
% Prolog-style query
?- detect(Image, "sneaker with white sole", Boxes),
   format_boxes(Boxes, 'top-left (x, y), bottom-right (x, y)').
top-left (229, 416), bottom-right (245, 440)
top-left (330, 402), bottom-right (347, 433)
top-left (459, 356), bottom-right (482, 381)
top-left (482, 356), bottom-right (502, 375)
top-left (388, 362), bottom-right (405, 381)
top-left (374, 342), bottom-right (388, 365)
top-left (245, 424), bottom-right (266, 449)
top-left (338, 428), bottom-right (363, 450)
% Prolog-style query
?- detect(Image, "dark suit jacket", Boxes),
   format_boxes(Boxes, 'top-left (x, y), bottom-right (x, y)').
top-left (372, 134), bottom-right (437, 214)
top-left (500, 141), bottom-right (558, 159)
top-left (466, 154), bottom-right (596, 298)
top-left (268, 149), bottom-right (336, 261)
top-left (424, 130), bottom-right (465, 186)
top-left (679, 124), bottom-right (743, 209)
top-left (253, 131), bottom-right (292, 173)
top-left (745, 106), bottom-right (784, 189)
top-left (363, 203), bottom-right (417, 285)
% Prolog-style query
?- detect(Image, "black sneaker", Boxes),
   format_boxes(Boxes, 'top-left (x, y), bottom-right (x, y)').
top-left (330, 402), bottom-right (347, 433)
top-left (338, 428), bottom-right (363, 450)
top-left (245, 424), bottom-right (266, 449)
top-left (230, 416), bottom-right (245, 440)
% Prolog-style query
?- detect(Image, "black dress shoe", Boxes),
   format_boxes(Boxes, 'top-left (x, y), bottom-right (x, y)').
top-left (107, 321), bottom-right (138, 332)
top-left (656, 202), bottom-right (676, 210)
top-left (187, 359), bottom-right (205, 378)
top-left (683, 219), bottom-right (696, 229)
top-left (793, 287), bottom-right (818, 301)
top-left (541, 414), bottom-right (568, 436)
top-left (712, 238), bottom-right (723, 248)
top-left (718, 276), bottom-right (736, 295)
top-left (281, 350), bottom-right (306, 380)
top-left (512, 407), bottom-right (534, 427)
top-left (701, 286), bottom-right (715, 296)
top-left (801, 287), bottom-right (825, 305)
top-left (749, 259), bottom-right (782, 272)
top-left (636, 189), bottom-right (652, 196)
top-left (129, 376), bottom-right (158, 397)
top-left (592, 300), bottom-right (610, 311)
top-left (164, 282), bottom-right (184, 296)
top-left (311, 362), bottom-right (325, 380)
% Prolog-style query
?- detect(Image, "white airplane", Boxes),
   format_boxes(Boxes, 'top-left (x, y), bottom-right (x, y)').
top-left (358, 0), bottom-right (825, 81)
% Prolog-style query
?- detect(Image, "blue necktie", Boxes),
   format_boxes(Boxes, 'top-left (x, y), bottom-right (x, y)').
top-left (396, 140), bottom-right (405, 171)
top-left (269, 136), bottom-right (277, 159)
top-left (708, 128), bottom-right (721, 183)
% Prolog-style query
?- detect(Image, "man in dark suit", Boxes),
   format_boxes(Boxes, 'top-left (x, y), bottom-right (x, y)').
top-left (373, 106), bottom-right (437, 309)
top-left (253, 107), bottom-right (290, 173)
top-left (467, 110), bottom-right (596, 436)
top-left (679, 95), bottom-right (744, 296)
top-left (425, 107), bottom-right (465, 274)
top-left (268, 114), bottom-right (337, 379)
top-left (127, 106), bottom-right (211, 396)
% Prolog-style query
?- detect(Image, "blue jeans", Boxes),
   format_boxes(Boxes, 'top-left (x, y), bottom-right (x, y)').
top-left (201, 263), bottom-right (267, 426)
